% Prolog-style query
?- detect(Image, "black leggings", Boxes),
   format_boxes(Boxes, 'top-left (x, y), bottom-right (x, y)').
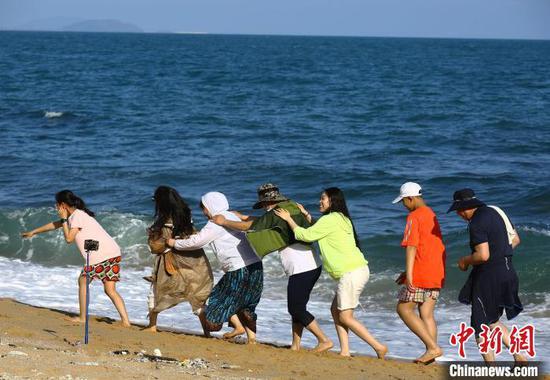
top-left (287, 266), bottom-right (322, 327)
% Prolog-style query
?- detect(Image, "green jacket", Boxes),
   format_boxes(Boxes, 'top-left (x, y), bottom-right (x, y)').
top-left (246, 200), bottom-right (311, 258)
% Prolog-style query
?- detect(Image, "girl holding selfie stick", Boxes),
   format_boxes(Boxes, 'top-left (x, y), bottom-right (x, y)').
top-left (21, 190), bottom-right (131, 327)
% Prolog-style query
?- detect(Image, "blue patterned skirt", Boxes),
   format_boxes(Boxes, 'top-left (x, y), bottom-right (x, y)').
top-left (205, 261), bottom-right (263, 326)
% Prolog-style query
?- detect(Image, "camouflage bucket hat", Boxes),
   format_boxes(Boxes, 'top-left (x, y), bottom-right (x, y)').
top-left (252, 183), bottom-right (288, 209)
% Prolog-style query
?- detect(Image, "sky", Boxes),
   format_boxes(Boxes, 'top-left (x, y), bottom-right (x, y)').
top-left (1, 0), bottom-right (549, 39)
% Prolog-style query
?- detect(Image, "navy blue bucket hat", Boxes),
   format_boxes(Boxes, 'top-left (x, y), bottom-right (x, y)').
top-left (447, 188), bottom-right (486, 213)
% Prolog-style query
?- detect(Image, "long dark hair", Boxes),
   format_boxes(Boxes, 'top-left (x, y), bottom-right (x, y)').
top-left (150, 186), bottom-right (194, 237)
top-left (323, 187), bottom-right (361, 250)
top-left (55, 190), bottom-right (95, 217)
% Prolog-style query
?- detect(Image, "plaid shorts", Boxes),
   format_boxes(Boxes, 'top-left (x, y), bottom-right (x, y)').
top-left (80, 256), bottom-right (121, 283)
top-left (398, 285), bottom-right (440, 303)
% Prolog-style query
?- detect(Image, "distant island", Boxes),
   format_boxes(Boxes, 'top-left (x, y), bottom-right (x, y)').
top-left (63, 19), bottom-right (143, 33)
top-left (8, 18), bottom-right (143, 33)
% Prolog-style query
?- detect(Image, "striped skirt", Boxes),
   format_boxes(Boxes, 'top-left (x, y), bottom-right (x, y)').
top-left (205, 261), bottom-right (263, 326)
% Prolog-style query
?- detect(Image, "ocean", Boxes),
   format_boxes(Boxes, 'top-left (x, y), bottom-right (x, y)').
top-left (0, 31), bottom-right (549, 365)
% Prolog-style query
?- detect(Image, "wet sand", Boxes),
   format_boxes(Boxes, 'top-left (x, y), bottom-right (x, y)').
top-left (0, 297), bottom-right (448, 379)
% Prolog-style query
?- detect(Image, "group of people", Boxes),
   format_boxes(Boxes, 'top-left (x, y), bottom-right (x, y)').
top-left (21, 182), bottom-right (525, 364)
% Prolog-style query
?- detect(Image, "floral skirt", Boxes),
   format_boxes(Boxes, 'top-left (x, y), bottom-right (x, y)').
top-left (80, 256), bottom-right (121, 283)
top-left (205, 261), bottom-right (263, 327)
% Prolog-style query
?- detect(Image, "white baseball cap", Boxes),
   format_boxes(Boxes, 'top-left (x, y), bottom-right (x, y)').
top-left (392, 182), bottom-right (422, 204)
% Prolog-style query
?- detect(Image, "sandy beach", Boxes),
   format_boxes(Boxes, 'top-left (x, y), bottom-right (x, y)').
top-left (0, 298), bottom-right (452, 380)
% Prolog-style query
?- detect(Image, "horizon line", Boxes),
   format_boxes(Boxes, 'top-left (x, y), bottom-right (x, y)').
top-left (0, 28), bottom-right (549, 42)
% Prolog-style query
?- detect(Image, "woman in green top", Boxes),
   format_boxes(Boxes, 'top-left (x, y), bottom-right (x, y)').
top-left (275, 187), bottom-right (388, 359)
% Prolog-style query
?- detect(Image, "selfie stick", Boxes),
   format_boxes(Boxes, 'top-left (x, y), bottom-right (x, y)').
top-left (84, 247), bottom-right (91, 344)
top-left (83, 239), bottom-right (99, 345)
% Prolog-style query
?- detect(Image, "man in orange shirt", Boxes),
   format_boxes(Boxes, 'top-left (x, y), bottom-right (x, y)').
top-left (393, 182), bottom-right (446, 364)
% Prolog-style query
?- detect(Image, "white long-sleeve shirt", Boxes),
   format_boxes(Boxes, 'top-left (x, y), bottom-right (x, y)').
top-left (174, 219), bottom-right (259, 273)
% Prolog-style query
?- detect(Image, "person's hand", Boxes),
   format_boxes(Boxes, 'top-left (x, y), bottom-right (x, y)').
top-left (21, 231), bottom-right (34, 239)
top-left (458, 256), bottom-right (470, 271)
top-left (395, 272), bottom-right (406, 285)
top-left (57, 205), bottom-right (68, 219)
top-left (167, 238), bottom-right (175, 248)
top-left (296, 203), bottom-right (309, 216)
top-left (274, 208), bottom-right (291, 222)
top-left (212, 215), bottom-right (226, 226)
top-left (406, 273), bottom-right (414, 289)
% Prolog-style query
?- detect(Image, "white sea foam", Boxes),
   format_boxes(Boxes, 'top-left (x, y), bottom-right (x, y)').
top-left (44, 111), bottom-right (64, 118)
top-left (0, 256), bottom-right (548, 369)
top-left (519, 226), bottom-right (550, 237)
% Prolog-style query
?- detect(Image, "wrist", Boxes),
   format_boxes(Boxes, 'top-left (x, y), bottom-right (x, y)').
top-left (60, 218), bottom-right (68, 224)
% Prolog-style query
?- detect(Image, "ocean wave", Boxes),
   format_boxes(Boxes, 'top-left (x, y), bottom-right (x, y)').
top-left (518, 226), bottom-right (550, 237)
top-left (1, 207), bottom-right (549, 296)
top-left (0, 207), bottom-right (151, 267)
top-left (44, 111), bottom-right (64, 118)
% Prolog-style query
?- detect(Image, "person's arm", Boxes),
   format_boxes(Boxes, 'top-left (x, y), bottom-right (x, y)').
top-left (61, 222), bottom-right (80, 243)
top-left (511, 231), bottom-right (520, 249)
top-left (405, 246), bottom-right (416, 287)
top-left (57, 208), bottom-right (79, 243)
top-left (400, 215), bottom-right (418, 284)
top-left (21, 220), bottom-right (63, 238)
top-left (458, 216), bottom-right (490, 270)
top-left (469, 242), bottom-right (490, 264)
top-left (230, 211), bottom-right (257, 222)
top-left (211, 214), bottom-right (254, 231)
top-left (274, 209), bottom-right (331, 242)
top-left (273, 208), bottom-right (299, 230)
top-left (458, 242), bottom-right (490, 270)
top-left (166, 222), bottom-right (223, 250)
top-left (296, 203), bottom-right (313, 224)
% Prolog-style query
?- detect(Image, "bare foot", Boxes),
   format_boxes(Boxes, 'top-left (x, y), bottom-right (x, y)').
top-left (223, 328), bottom-right (245, 340)
top-left (247, 338), bottom-right (257, 345)
top-left (339, 352), bottom-right (351, 357)
top-left (414, 347), bottom-right (443, 365)
top-left (290, 344), bottom-right (300, 351)
top-left (375, 345), bottom-right (388, 360)
top-left (313, 340), bottom-right (334, 353)
top-left (65, 316), bottom-right (85, 324)
top-left (142, 326), bottom-right (157, 332)
top-left (514, 354), bottom-right (528, 363)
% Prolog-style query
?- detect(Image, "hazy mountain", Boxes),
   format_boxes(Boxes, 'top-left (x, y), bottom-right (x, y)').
top-left (63, 19), bottom-right (143, 33)
top-left (7, 18), bottom-right (143, 33)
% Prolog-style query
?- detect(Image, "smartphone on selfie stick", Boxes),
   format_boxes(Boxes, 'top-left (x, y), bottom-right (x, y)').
top-left (83, 239), bottom-right (99, 344)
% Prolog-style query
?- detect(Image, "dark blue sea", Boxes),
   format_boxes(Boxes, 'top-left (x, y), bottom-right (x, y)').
top-left (0, 31), bottom-right (549, 364)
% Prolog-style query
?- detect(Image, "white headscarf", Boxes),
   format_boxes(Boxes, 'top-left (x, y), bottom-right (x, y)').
top-left (201, 192), bottom-right (230, 216)
top-left (201, 191), bottom-right (241, 224)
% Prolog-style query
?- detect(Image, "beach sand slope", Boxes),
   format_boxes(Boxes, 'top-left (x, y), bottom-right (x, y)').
top-left (0, 298), bottom-right (447, 379)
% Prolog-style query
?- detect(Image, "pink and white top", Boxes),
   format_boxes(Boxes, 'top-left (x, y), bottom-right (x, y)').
top-left (68, 209), bottom-right (121, 265)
